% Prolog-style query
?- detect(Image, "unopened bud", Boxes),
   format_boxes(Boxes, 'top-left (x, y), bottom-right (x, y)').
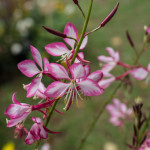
top-left (126, 31), bottom-right (135, 48)
top-left (100, 2), bottom-right (119, 27)
top-left (43, 26), bottom-right (67, 38)
top-left (73, 0), bottom-right (79, 5)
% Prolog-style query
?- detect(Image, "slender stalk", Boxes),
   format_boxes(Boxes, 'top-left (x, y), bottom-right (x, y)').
top-left (44, 0), bottom-right (93, 132)
top-left (76, 82), bottom-right (122, 150)
top-left (76, 34), bottom-right (149, 150)
top-left (45, 99), bottom-right (59, 127)
top-left (77, 4), bottom-right (86, 19)
top-left (71, 0), bottom-right (93, 64)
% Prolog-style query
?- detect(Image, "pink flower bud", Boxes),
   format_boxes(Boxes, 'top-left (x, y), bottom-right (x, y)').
top-left (73, 0), bottom-right (78, 5)
top-left (43, 26), bottom-right (67, 38)
top-left (126, 31), bottom-right (135, 48)
top-left (100, 2), bottom-right (119, 27)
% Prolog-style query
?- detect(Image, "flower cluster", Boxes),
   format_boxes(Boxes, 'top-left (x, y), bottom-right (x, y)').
top-left (106, 98), bottom-right (132, 127)
top-left (4, 22), bottom-right (104, 145)
top-left (97, 47), bottom-right (149, 89)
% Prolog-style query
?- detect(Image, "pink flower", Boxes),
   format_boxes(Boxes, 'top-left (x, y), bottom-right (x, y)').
top-left (4, 93), bottom-right (31, 127)
top-left (97, 47), bottom-right (120, 69)
top-left (18, 45), bottom-right (50, 97)
top-left (45, 22), bottom-right (88, 63)
top-left (106, 98), bottom-right (132, 127)
top-left (139, 138), bottom-right (150, 150)
top-left (14, 124), bottom-right (28, 139)
top-left (45, 63), bottom-right (104, 110)
top-left (25, 117), bottom-right (60, 145)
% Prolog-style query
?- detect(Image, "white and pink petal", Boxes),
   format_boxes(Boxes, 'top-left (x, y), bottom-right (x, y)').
top-left (47, 63), bottom-right (70, 80)
top-left (18, 60), bottom-right (40, 77)
top-left (130, 67), bottom-right (148, 80)
top-left (64, 22), bottom-right (78, 49)
top-left (69, 63), bottom-right (85, 79)
top-left (77, 79), bottom-right (104, 96)
top-left (30, 45), bottom-right (43, 70)
top-left (45, 42), bottom-right (70, 56)
top-left (88, 70), bottom-right (103, 82)
top-left (26, 77), bottom-right (42, 98)
top-left (45, 81), bottom-right (70, 98)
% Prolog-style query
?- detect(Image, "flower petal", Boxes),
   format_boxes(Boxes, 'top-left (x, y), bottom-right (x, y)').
top-left (27, 77), bottom-right (42, 98)
top-left (30, 123), bottom-right (40, 140)
top-left (5, 104), bottom-right (29, 119)
top-left (45, 42), bottom-right (70, 56)
top-left (101, 64), bottom-right (115, 77)
top-left (47, 63), bottom-right (70, 80)
top-left (43, 58), bottom-right (49, 71)
top-left (45, 81), bottom-right (70, 98)
top-left (84, 65), bottom-right (91, 76)
top-left (7, 112), bottom-right (29, 127)
top-left (18, 60), bottom-right (40, 77)
top-left (97, 56), bottom-right (113, 63)
top-left (88, 70), bottom-right (103, 82)
top-left (31, 117), bottom-right (43, 124)
top-left (79, 35), bottom-right (88, 50)
top-left (25, 132), bottom-right (35, 145)
top-left (98, 77), bottom-right (115, 89)
top-left (69, 63), bottom-right (85, 79)
top-left (40, 126), bottom-right (48, 139)
top-left (130, 67), bottom-right (148, 80)
top-left (30, 45), bottom-right (43, 69)
top-left (106, 47), bottom-right (116, 58)
top-left (12, 93), bottom-right (21, 105)
top-left (64, 22), bottom-right (78, 49)
top-left (77, 79), bottom-right (104, 96)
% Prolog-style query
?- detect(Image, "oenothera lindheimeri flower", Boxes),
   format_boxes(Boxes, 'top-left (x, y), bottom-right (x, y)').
top-left (5, 93), bottom-right (57, 127)
top-left (106, 98), bottom-right (132, 127)
top-left (25, 117), bottom-right (60, 145)
top-left (18, 45), bottom-right (50, 97)
top-left (45, 22), bottom-right (88, 63)
top-left (45, 63), bottom-right (104, 110)
top-left (5, 93), bottom-right (32, 127)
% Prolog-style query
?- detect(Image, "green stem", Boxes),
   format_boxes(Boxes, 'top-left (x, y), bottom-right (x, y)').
top-left (76, 83), bottom-right (122, 150)
top-left (44, 99), bottom-right (59, 127)
top-left (71, 0), bottom-right (93, 64)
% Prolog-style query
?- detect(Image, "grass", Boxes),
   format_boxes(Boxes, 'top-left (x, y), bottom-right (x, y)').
top-left (0, 0), bottom-right (150, 149)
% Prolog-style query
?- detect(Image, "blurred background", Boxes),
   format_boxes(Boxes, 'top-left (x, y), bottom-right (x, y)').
top-left (0, 0), bottom-right (150, 149)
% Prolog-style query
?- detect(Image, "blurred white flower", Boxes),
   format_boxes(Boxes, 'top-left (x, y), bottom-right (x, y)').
top-left (65, 4), bottom-right (75, 15)
top-left (16, 17), bottom-right (34, 37)
top-left (41, 143), bottom-right (51, 150)
top-left (13, 9), bottom-right (22, 20)
top-left (11, 43), bottom-right (23, 55)
top-left (103, 142), bottom-right (118, 150)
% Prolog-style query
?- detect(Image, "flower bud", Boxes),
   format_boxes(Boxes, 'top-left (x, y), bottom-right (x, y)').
top-left (100, 2), bottom-right (119, 27)
top-left (43, 26), bottom-right (67, 38)
top-left (126, 31), bottom-right (135, 48)
top-left (73, 0), bottom-right (79, 5)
